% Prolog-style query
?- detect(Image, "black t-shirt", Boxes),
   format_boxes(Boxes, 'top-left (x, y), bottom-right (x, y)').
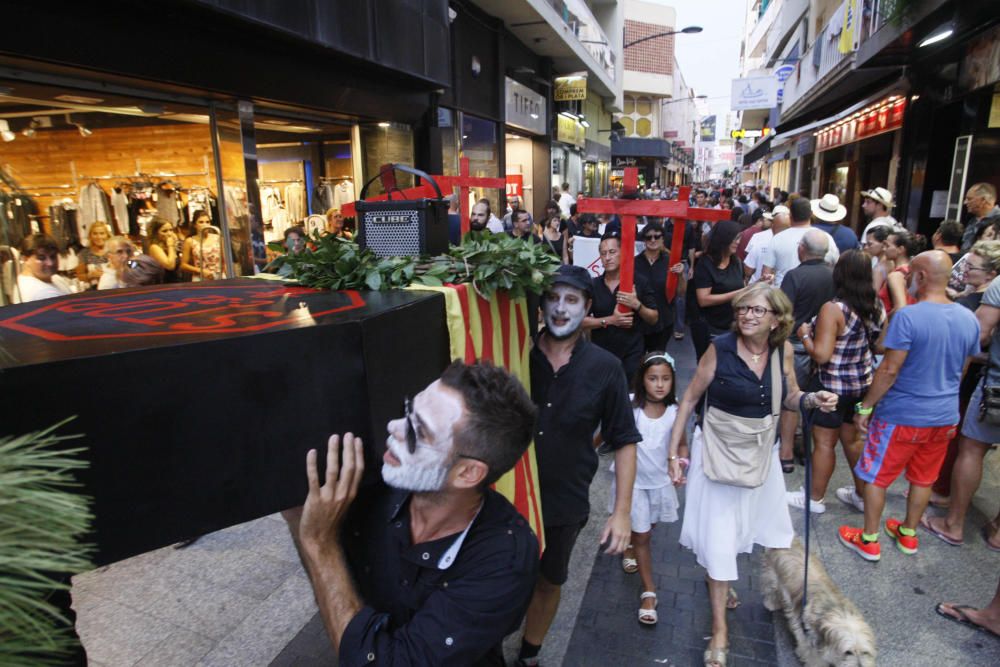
top-left (530, 335), bottom-right (641, 525)
top-left (341, 485), bottom-right (538, 666)
top-left (589, 273), bottom-right (658, 364)
top-left (634, 252), bottom-right (673, 333)
top-left (534, 233), bottom-right (564, 258)
top-left (780, 259), bottom-right (835, 341)
top-left (693, 255), bottom-right (745, 331)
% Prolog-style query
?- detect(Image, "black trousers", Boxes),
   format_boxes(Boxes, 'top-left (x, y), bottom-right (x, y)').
top-left (643, 326), bottom-right (673, 355)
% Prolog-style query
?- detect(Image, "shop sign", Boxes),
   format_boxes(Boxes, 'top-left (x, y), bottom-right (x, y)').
top-left (556, 114), bottom-right (586, 148)
top-left (505, 77), bottom-right (546, 135)
top-left (775, 64), bottom-right (796, 104)
top-left (730, 128), bottom-right (771, 139)
top-left (816, 97), bottom-right (906, 152)
top-left (700, 115), bottom-right (717, 142)
top-left (731, 76), bottom-right (778, 110)
top-left (612, 156), bottom-right (638, 168)
top-left (505, 174), bottom-right (524, 199)
top-left (662, 130), bottom-right (679, 138)
top-left (554, 74), bottom-right (588, 102)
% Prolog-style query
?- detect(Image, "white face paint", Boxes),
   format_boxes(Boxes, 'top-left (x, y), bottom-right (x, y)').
top-left (543, 284), bottom-right (588, 339)
top-left (381, 382), bottom-right (463, 492)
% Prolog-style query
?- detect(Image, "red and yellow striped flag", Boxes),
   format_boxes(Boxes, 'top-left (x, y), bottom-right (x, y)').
top-left (409, 284), bottom-right (544, 550)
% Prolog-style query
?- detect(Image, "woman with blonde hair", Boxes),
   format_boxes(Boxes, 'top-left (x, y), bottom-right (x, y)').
top-left (77, 221), bottom-right (112, 288)
top-left (666, 283), bottom-right (837, 667)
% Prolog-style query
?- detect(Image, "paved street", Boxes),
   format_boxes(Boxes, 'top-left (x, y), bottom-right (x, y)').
top-left (72, 329), bottom-right (1000, 665)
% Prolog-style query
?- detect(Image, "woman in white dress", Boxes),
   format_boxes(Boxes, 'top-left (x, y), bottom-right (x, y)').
top-left (666, 283), bottom-right (837, 667)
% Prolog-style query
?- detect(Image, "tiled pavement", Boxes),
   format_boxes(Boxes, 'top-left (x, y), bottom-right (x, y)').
top-left (73, 330), bottom-right (1000, 665)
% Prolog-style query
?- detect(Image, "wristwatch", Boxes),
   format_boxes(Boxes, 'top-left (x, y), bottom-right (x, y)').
top-left (601, 318), bottom-right (607, 328)
top-left (854, 402), bottom-right (873, 415)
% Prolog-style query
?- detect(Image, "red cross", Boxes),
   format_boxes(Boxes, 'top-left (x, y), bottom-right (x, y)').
top-left (576, 168), bottom-right (730, 309)
top-left (340, 157), bottom-right (505, 236)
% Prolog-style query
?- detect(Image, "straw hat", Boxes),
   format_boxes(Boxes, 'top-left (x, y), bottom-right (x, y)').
top-left (811, 194), bottom-right (847, 222)
top-left (860, 187), bottom-right (894, 209)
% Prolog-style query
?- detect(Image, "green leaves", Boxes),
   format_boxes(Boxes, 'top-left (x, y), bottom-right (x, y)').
top-left (282, 231), bottom-right (560, 299)
top-left (0, 419), bottom-right (93, 664)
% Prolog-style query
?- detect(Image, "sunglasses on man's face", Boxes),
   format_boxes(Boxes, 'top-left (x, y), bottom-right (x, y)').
top-left (644, 233), bottom-right (663, 241)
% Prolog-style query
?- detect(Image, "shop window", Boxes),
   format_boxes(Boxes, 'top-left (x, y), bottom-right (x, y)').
top-left (636, 118), bottom-right (652, 137)
top-left (361, 123), bottom-right (416, 194)
top-left (637, 97), bottom-right (652, 116)
top-left (459, 113), bottom-right (500, 214)
top-left (623, 96), bottom-right (635, 114)
top-left (620, 117), bottom-right (635, 136)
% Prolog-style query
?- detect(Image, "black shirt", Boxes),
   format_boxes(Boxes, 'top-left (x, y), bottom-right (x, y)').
top-left (530, 335), bottom-right (641, 525)
top-left (693, 255), bottom-right (745, 331)
top-left (340, 485), bottom-right (538, 666)
top-left (589, 273), bottom-right (658, 375)
top-left (534, 233), bottom-right (564, 258)
top-left (707, 332), bottom-right (787, 418)
top-left (781, 259), bottom-right (835, 342)
top-left (634, 251), bottom-right (673, 333)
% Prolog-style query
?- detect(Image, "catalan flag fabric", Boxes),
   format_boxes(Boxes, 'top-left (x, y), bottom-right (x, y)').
top-left (409, 284), bottom-right (545, 550)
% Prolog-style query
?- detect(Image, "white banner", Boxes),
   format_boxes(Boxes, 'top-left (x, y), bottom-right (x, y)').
top-left (731, 76), bottom-right (779, 110)
top-left (572, 234), bottom-right (646, 277)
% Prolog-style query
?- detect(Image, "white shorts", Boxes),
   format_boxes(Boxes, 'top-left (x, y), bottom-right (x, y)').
top-left (608, 480), bottom-right (680, 533)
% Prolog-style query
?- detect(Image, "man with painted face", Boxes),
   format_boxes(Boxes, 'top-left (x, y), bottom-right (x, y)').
top-left (284, 361), bottom-right (539, 666)
top-left (517, 264), bottom-right (639, 667)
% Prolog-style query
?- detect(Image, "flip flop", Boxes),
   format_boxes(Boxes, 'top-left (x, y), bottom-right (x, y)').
top-left (981, 523), bottom-right (1000, 553)
top-left (935, 603), bottom-right (1000, 639)
top-left (919, 515), bottom-right (964, 547)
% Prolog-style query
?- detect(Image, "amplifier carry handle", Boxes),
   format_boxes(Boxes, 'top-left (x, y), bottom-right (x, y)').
top-left (359, 163), bottom-right (445, 201)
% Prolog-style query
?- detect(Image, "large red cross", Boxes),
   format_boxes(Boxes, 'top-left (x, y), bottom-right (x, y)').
top-left (576, 168), bottom-right (730, 310)
top-left (340, 157), bottom-right (505, 236)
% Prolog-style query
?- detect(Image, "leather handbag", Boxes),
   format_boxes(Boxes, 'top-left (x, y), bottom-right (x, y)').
top-left (701, 347), bottom-right (782, 488)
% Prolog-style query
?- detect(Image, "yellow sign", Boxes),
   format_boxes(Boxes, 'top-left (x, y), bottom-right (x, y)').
top-left (839, 0), bottom-right (857, 54)
top-left (730, 128), bottom-right (772, 139)
top-left (554, 75), bottom-right (587, 102)
top-left (556, 114), bottom-right (586, 148)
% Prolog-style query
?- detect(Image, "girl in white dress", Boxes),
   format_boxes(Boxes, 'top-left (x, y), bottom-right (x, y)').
top-left (609, 351), bottom-right (687, 625)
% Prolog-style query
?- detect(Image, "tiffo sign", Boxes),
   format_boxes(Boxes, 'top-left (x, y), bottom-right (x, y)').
top-left (505, 78), bottom-right (546, 135)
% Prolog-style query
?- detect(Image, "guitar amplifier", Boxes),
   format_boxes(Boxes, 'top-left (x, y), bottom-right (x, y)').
top-left (356, 164), bottom-right (449, 257)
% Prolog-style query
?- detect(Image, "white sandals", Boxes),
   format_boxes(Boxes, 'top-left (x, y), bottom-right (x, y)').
top-left (638, 591), bottom-right (658, 625)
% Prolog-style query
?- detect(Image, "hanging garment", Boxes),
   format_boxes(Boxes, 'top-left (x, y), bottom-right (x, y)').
top-left (332, 180), bottom-right (356, 212)
top-left (311, 182), bottom-right (334, 214)
top-left (260, 186), bottom-right (283, 224)
top-left (78, 183), bottom-right (113, 245)
top-left (284, 182), bottom-right (306, 222)
top-left (155, 187), bottom-right (181, 224)
top-left (0, 191), bottom-right (36, 249)
top-left (110, 188), bottom-right (130, 235)
top-left (49, 203), bottom-right (81, 250)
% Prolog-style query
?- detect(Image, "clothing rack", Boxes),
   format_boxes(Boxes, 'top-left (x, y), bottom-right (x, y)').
top-left (259, 179), bottom-right (303, 184)
top-left (319, 175), bottom-right (353, 181)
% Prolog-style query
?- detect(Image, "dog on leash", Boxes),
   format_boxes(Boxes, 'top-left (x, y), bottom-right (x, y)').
top-left (761, 539), bottom-right (876, 667)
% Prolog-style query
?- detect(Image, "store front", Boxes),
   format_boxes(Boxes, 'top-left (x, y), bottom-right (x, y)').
top-left (610, 137), bottom-right (671, 192)
top-left (504, 77), bottom-right (548, 219)
top-left (583, 140), bottom-right (611, 198)
top-left (553, 114), bottom-right (586, 199)
top-left (816, 96), bottom-right (906, 233)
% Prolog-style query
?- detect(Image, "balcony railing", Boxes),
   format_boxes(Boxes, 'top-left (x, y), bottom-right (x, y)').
top-left (748, 0), bottom-right (783, 59)
top-left (543, 0), bottom-right (617, 82)
top-left (779, 0), bottom-right (862, 114)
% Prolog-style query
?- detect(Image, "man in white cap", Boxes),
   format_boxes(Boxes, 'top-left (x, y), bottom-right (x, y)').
top-left (762, 196), bottom-right (839, 288)
top-left (813, 193), bottom-right (860, 253)
top-left (743, 205), bottom-right (787, 282)
top-left (860, 187), bottom-right (899, 241)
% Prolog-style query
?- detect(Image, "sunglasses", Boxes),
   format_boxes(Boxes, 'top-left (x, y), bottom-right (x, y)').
top-left (644, 233), bottom-right (663, 240)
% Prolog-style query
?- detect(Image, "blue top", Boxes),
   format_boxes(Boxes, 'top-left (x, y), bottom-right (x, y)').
top-left (448, 213), bottom-right (461, 245)
top-left (706, 332), bottom-right (787, 419)
top-left (876, 302), bottom-right (980, 426)
top-left (813, 221), bottom-right (861, 254)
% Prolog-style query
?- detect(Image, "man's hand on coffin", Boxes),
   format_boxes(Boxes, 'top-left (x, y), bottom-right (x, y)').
top-left (299, 433), bottom-right (365, 553)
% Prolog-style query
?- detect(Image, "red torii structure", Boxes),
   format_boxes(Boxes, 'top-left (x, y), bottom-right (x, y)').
top-left (576, 168), bottom-right (731, 311)
top-left (340, 157), bottom-right (505, 236)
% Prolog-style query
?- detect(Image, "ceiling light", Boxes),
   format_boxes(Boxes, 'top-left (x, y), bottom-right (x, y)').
top-left (54, 94), bottom-right (105, 104)
top-left (919, 27), bottom-right (953, 48)
top-left (377, 122), bottom-right (391, 128)
top-left (0, 120), bottom-right (14, 142)
top-left (77, 125), bottom-right (93, 137)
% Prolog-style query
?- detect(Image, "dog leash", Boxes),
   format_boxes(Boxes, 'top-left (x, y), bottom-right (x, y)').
top-left (799, 393), bottom-right (815, 633)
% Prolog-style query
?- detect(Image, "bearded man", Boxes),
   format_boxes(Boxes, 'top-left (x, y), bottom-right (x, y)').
top-left (284, 361), bottom-right (539, 666)
top-left (516, 264), bottom-right (639, 666)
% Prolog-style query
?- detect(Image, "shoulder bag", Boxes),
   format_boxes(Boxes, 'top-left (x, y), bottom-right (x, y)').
top-left (701, 347), bottom-right (782, 488)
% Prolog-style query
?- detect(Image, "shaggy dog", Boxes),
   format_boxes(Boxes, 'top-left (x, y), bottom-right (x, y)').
top-left (761, 539), bottom-right (876, 667)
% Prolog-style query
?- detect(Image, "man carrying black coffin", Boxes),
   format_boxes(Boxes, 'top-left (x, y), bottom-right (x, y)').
top-left (284, 360), bottom-right (539, 666)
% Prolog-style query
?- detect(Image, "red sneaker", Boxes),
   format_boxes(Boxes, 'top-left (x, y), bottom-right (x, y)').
top-left (838, 525), bottom-right (881, 562)
top-left (885, 518), bottom-right (919, 555)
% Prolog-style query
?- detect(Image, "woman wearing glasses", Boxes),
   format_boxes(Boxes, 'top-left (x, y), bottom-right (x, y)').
top-left (666, 283), bottom-right (837, 667)
top-left (634, 220), bottom-right (685, 353)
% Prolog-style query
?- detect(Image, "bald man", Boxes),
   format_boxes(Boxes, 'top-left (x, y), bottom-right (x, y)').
top-left (840, 251), bottom-right (980, 562)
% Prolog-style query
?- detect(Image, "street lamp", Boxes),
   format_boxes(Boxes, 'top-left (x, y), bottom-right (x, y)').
top-left (624, 26), bottom-right (702, 49)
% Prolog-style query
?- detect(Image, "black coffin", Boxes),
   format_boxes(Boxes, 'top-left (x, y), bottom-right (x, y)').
top-left (0, 280), bottom-right (450, 565)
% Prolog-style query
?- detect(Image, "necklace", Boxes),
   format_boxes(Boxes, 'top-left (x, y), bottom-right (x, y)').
top-left (743, 340), bottom-right (767, 364)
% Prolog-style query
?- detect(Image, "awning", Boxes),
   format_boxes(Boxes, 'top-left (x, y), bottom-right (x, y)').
top-left (742, 135), bottom-right (772, 167)
top-left (611, 137), bottom-right (671, 160)
top-left (768, 151), bottom-right (790, 163)
top-left (776, 76), bottom-right (909, 136)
